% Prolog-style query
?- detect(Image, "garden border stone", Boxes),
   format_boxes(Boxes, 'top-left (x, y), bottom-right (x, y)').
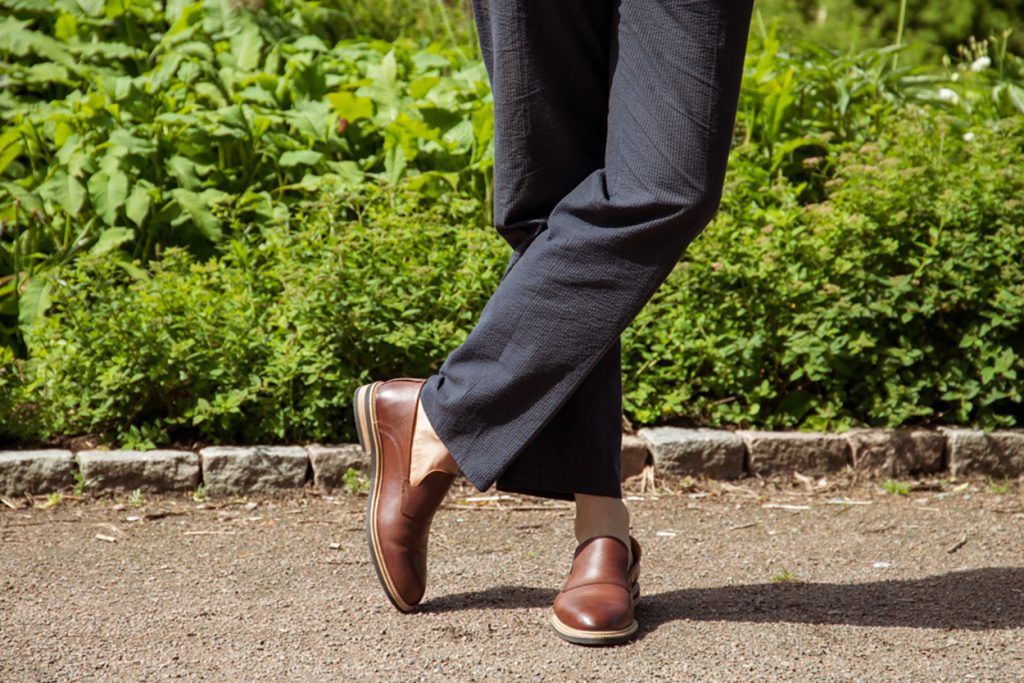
top-left (77, 450), bottom-right (200, 492)
top-left (740, 431), bottom-right (849, 476)
top-left (620, 434), bottom-right (651, 479)
top-left (306, 444), bottom-right (367, 490)
top-left (1, 429), bottom-right (1022, 497)
top-left (943, 429), bottom-right (1024, 478)
top-left (200, 446), bottom-right (309, 494)
top-left (636, 428), bottom-right (743, 479)
top-left (844, 429), bottom-right (946, 477)
top-left (0, 450), bottom-right (76, 496)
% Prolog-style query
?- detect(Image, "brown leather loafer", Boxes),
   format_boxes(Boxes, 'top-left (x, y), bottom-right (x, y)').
top-left (353, 378), bottom-right (454, 612)
top-left (550, 535), bottom-right (642, 645)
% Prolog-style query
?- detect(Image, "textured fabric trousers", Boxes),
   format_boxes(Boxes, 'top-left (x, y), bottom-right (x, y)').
top-left (418, 0), bottom-right (754, 500)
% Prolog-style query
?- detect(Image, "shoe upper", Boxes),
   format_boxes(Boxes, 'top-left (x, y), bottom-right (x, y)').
top-left (371, 379), bottom-right (454, 609)
top-left (552, 535), bottom-right (640, 632)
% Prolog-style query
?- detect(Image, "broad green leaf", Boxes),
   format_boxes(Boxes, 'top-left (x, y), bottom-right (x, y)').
top-left (125, 183), bottom-right (152, 226)
top-left (325, 160), bottom-right (365, 186)
top-left (231, 21), bottom-right (263, 71)
top-left (1008, 84), bottom-right (1024, 115)
top-left (0, 17), bottom-right (36, 54)
top-left (279, 150), bottom-right (323, 167)
top-left (53, 121), bottom-right (74, 148)
top-left (54, 12), bottom-right (77, 40)
top-left (236, 86), bottom-right (277, 107)
top-left (408, 76), bottom-right (441, 99)
top-left (326, 91), bottom-right (374, 122)
top-left (215, 104), bottom-right (250, 133)
top-left (167, 155), bottom-right (200, 190)
top-left (39, 169), bottom-right (86, 215)
top-left (286, 100), bottom-right (332, 140)
top-left (411, 51), bottom-right (450, 71)
top-left (88, 169), bottom-right (128, 225)
top-left (17, 274), bottom-right (51, 334)
top-left (171, 188), bottom-right (222, 242)
top-left (0, 16), bottom-right (74, 65)
top-left (78, 0), bottom-right (105, 18)
top-left (0, 128), bottom-right (23, 177)
top-left (112, 257), bottom-right (150, 281)
top-left (25, 62), bottom-right (70, 84)
top-left (384, 143), bottom-right (406, 185)
top-left (109, 129), bottom-right (156, 155)
top-left (90, 226), bottom-right (135, 256)
top-left (292, 35), bottom-right (328, 53)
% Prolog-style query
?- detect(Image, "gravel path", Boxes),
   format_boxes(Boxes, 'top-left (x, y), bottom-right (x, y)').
top-left (2, 477), bottom-right (1022, 681)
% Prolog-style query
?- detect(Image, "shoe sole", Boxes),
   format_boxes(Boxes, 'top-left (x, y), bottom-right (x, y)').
top-left (354, 382), bottom-right (415, 613)
top-left (549, 581), bottom-right (641, 646)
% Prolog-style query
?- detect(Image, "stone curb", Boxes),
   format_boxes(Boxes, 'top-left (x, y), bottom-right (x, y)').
top-left (636, 428), bottom-right (743, 479)
top-left (200, 446), bottom-right (308, 494)
top-left (0, 450), bottom-right (76, 497)
top-left (0, 429), bottom-right (1021, 497)
top-left (78, 450), bottom-right (201, 493)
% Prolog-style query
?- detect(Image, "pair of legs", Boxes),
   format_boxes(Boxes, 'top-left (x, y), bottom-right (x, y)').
top-left (360, 0), bottom-right (754, 645)
top-left (414, 0), bottom-right (753, 521)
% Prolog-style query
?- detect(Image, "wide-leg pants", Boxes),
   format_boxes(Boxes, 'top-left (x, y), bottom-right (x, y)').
top-left (418, 0), bottom-right (755, 500)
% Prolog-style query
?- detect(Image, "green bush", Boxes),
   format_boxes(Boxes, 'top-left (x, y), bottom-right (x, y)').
top-left (8, 199), bottom-right (503, 448)
top-left (0, 0), bottom-right (491, 354)
top-left (6, 109), bottom-right (1023, 448)
top-left (622, 111), bottom-right (1024, 429)
top-left (755, 0), bottom-right (1024, 57)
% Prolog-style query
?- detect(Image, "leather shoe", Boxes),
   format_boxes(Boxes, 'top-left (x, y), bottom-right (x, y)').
top-left (353, 378), bottom-right (455, 612)
top-left (550, 535), bottom-right (641, 645)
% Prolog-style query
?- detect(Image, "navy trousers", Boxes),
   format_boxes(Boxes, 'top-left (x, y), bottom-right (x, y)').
top-left (419, 0), bottom-right (754, 500)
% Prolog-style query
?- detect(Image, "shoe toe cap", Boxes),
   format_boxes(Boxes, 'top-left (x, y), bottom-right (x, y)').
top-left (553, 585), bottom-right (634, 632)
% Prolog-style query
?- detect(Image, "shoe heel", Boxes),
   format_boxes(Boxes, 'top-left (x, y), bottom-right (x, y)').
top-left (353, 383), bottom-right (375, 456)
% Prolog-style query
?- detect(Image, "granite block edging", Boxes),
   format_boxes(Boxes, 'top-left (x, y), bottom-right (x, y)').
top-left (942, 429), bottom-right (1024, 478)
top-left (0, 430), bottom-right (1021, 498)
top-left (199, 446), bottom-right (309, 494)
top-left (636, 428), bottom-right (744, 479)
top-left (0, 450), bottom-right (77, 496)
top-left (78, 449), bottom-right (200, 492)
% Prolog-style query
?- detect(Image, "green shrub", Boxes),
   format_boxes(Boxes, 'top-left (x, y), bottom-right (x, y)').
top-left (10, 110), bottom-right (1024, 446)
top-left (755, 0), bottom-right (1024, 57)
top-left (0, 0), bottom-right (492, 353)
top-left (622, 111), bottom-right (1024, 429)
top-left (15, 199), bottom-right (504, 447)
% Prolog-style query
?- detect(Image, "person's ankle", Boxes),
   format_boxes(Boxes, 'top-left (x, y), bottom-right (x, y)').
top-left (409, 399), bottom-right (458, 486)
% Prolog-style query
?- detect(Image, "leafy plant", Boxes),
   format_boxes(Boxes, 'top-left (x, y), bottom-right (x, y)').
top-left (771, 568), bottom-right (798, 583)
top-left (13, 201), bottom-right (502, 447)
top-left (192, 484), bottom-right (209, 502)
top-left (988, 477), bottom-right (1011, 495)
top-left (72, 470), bottom-right (97, 496)
top-left (0, 0), bottom-right (493, 353)
top-left (37, 491), bottom-right (63, 509)
top-left (882, 479), bottom-right (911, 496)
top-left (622, 111), bottom-right (1024, 430)
top-left (343, 467), bottom-right (369, 495)
top-left (128, 488), bottom-right (145, 506)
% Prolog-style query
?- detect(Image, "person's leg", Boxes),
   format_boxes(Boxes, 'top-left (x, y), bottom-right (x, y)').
top-left (412, 0), bottom-right (625, 502)
top-left (357, 0), bottom-right (623, 614)
top-left (419, 0), bottom-right (756, 498)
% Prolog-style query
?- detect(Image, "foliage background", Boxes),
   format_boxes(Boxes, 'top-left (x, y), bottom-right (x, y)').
top-left (1, 0), bottom-right (1022, 448)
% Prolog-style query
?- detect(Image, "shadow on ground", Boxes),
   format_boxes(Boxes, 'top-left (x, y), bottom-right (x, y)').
top-left (424, 568), bottom-right (1024, 634)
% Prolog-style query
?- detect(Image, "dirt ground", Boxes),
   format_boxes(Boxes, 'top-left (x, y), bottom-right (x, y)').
top-left (1, 474), bottom-right (1022, 682)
